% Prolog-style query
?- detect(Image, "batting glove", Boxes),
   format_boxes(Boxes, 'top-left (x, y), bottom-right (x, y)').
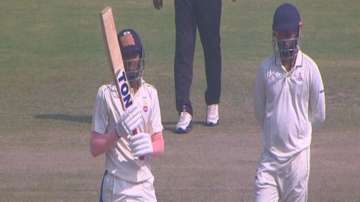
top-left (128, 132), bottom-right (153, 158)
top-left (116, 104), bottom-right (143, 137)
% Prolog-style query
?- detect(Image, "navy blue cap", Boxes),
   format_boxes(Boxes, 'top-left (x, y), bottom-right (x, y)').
top-left (117, 29), bottom-right (143, 58)
top-left (272, 3), bottom-right (301, 32)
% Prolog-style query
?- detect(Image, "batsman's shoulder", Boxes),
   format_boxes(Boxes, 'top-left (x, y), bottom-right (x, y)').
top-left (142, 80), bottom-right (157, 91)
top-left (97, 83), bottom-right (115, 98)
top-left (142, 82), bottom-right (159, 99)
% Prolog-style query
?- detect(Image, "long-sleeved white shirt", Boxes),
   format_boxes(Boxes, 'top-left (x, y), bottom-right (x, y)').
top-left (254, 51), bottom-right (326, 161)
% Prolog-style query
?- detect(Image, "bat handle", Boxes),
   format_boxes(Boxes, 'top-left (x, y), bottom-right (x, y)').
top-left (132, 129), bottom-right (145, 160)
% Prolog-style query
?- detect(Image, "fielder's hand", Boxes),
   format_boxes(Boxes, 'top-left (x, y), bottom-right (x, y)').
top-left (116, 103), bottom-right (143, 137)
top-left (129, 132), bottom-right (153, 158)
top-left (153, 0), bottom-right (162, 9)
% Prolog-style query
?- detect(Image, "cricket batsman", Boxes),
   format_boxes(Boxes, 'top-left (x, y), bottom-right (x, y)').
top-left (254, 3), bottom-right (326, 201)
top-left (90, 29), bottom-right (164, 202)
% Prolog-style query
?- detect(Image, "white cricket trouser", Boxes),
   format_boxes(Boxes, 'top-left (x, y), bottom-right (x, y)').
top-left (99, 171), bottom-right (157, 202)
top-left (254, 148), bottom-right (310, 202)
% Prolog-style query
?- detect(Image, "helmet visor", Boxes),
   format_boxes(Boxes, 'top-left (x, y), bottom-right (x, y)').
top-left (124, 57), bottom-right (144, 81)
top-left (273, 32), bottom-right (300, 64)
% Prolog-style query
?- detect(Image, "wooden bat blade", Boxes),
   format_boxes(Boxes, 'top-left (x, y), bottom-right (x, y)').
top-left (100, 7), bottom-right (124, 75)
top-left (100, 6), bottom-right (134, 110)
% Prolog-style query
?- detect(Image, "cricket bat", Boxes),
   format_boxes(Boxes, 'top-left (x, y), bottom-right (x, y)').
top-left (100, 7), bottom-right (144, 160)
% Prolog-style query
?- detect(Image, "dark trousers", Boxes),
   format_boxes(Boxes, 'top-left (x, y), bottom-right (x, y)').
top-left (174, 0), bottom-right (222, 114)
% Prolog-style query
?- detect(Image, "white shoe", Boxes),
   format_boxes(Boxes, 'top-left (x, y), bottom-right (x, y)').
top-left (175, 111), bottom-right (192, 133)
top-left (205, 104), bottom-right (219, 126)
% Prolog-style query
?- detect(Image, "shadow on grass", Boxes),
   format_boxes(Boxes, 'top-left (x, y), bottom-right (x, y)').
top-left (34, 114), bottom-right (91, 124)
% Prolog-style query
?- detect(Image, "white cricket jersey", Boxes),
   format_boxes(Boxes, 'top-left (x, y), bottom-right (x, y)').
top-left (254, 50), bottom-right (325, 161)
top-left (91, 80), bottom-right (163, 182)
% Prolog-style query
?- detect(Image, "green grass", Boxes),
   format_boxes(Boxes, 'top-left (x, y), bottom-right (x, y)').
top-left (0, 0), bottom-right (359, 201)
top-left (0, 0), bottom-right (359, 133)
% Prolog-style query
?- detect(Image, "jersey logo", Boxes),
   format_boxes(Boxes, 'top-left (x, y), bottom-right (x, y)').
top-left (143, 105), bottom-right (148, 112)
top-left (267, 72), bottom-right (275, 81)
top-left (142, 97), bottom-right (149, 112)
top-left (296, 72), bottom-right (303, 81)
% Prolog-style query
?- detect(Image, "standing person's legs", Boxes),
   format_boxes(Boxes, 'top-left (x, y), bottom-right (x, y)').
top-left (278, 148), bottom-right (310, 202)
top-left (197, 0), bottom-right (222, 106)
top-left (174, 0), bottom-right (196, 115)
top-left (254, 151), bottom-right (280, 202)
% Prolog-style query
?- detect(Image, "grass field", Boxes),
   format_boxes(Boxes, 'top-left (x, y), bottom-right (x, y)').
top-left (1, 0), bottom-right (360, 201)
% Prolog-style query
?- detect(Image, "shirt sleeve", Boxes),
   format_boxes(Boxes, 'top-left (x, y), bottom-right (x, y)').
top-left (254, 65), bottom-right (266, 129)
top-left (149, 89), bottom-right (163, 134)
top-left (309, 64), bottom-right (326, 128)
top-left (91, 86), bottom-right (109, 134)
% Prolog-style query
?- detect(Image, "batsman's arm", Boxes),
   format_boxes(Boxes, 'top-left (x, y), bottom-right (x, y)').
top-left (149, 89), bottom-right (164, 157)
top-left (90, 86), bottom-right (124, 157)
top-left (90, 131), bottom-right (119, 157)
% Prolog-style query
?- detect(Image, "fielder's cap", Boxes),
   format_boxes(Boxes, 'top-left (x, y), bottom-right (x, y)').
top-left (272, 3), bottom-right (301, 32)
top-left (118, 29), bottom-right (143, 58)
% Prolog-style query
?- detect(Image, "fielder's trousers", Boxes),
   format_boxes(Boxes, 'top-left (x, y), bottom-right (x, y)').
top-left (254, 148), bottom-right (310, 202)
top-left (174, 0), bottom-right (222, 114)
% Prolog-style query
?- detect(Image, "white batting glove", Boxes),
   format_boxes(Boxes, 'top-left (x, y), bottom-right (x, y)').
top-left (128, 132), bottom-right (153, 158)
top-left (116, 104), bottom-right (143, 137)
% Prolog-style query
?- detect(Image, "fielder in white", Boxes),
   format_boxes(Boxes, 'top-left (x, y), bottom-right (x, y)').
top-left (90, 29), bottom-right (164, 202)
top-left (254, 3), bottom-right (326, 202)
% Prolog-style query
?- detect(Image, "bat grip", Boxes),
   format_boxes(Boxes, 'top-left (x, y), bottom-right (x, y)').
top-left (132, 129), bottom-right (145, 160)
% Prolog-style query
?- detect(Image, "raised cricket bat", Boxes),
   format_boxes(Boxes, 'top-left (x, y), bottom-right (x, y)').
top-left (100, 7), bottom-right (144, 160)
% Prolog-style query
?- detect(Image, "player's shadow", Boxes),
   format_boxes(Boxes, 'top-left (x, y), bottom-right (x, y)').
top-left (34, 114), bottom-right (91, 124)
top-left (162, 120), bottom-right (204, 133)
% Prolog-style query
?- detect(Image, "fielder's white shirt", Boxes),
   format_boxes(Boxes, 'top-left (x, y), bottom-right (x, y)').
top-left (91, 80), bottom-right (163, 182)
top-left (254, 50), bottom-right (325, 161)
